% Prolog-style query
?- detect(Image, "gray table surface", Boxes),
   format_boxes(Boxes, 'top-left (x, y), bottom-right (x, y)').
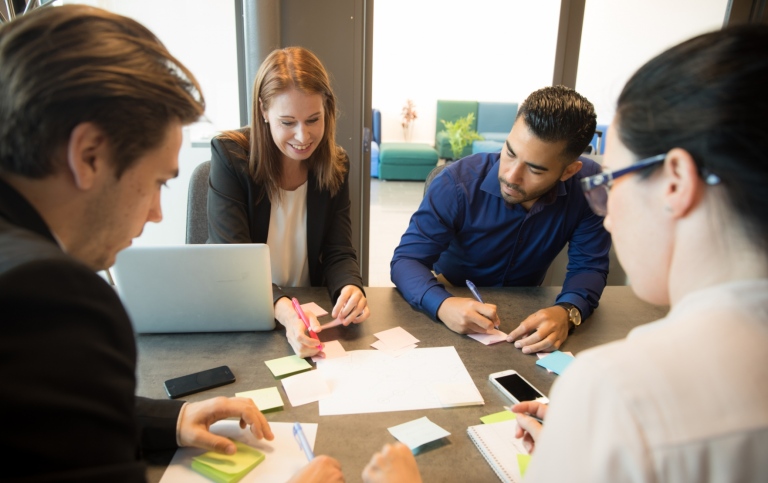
top-left (138, 286), bottom-right (668, 482)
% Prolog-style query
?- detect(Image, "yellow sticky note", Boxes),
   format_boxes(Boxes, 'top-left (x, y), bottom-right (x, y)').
top-left (236, 387), bottom-right (284, 412)
top-left (517, 453), bottom-right (532, 477)
top-left (264, 355), bottom-right (312, 378)
top-left (192, 441), bottom-right (265, 483)
top-left (480, 410), bottom-right (516, 424)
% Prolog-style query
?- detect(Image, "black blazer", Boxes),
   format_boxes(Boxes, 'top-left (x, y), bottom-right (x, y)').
top-left (208, 131), bottom-right (364, 303)
top-left (0, 179), bottom-right (183, 482)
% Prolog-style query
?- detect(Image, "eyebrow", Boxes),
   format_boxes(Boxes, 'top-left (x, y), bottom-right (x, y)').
top-left (278, 111), bottom-right (322, 119)
top-left (505, 140), bottom-right (549, 172)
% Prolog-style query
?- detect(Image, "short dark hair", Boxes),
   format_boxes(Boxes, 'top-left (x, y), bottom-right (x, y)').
top-left (616, 25), bottom-right (768, 246)
top-left (517, 85), bottom-right (596, 160)
top-left (0, 5), bottom-right (205, 179)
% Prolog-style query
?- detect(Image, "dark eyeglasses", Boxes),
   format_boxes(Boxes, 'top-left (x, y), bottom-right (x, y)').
top-left (580, 154), bottom-right (721, 216)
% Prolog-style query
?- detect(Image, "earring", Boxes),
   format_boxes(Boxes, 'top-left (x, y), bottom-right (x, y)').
top-left (263, 118), bottom-right (268, 123)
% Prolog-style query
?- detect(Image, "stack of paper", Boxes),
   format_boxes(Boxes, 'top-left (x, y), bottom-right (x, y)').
top-left (264, 355), bottom-right (312, 378)
top-left (370, 326), bottom-right (419, 356)
top-left (387, 417), bottom-right (450, 451)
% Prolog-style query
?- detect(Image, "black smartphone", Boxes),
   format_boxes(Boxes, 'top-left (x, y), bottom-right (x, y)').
top-left (163, 365), bottom-right (235, 399)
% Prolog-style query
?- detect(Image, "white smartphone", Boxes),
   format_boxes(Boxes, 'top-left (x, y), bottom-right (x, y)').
top-left (489, 370), bottom-right (549, 405)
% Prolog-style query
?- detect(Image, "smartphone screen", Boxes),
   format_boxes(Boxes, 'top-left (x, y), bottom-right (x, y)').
top-left (494, 373), bottom-right (545, 402)
top-left (164, 365), bottom-right (235, 399)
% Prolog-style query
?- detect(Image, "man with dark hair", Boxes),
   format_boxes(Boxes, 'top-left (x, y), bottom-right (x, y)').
top-left (391, 86), bottom-right (610, 353)
top-left (0, 5), bottom-right (344, 482)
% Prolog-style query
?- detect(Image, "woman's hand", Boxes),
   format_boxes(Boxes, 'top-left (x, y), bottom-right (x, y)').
top-left (511, 400), bottom-right (548, 454)
top-left (274, 297), bottom-right (323, 358)
top-left (331, 285), bottom-right (370, 326)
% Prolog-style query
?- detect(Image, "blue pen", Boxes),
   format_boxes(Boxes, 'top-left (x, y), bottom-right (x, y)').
top-left (293, 422), bottom-right (314, 461)
top-left (466, 280), bottom-right (499, 329)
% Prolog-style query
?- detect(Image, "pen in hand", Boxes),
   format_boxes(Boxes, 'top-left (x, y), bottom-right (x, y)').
top-left (466, 280), bottom-right (499, 329)
top-left (291, 297), bottom-right (324, 351)
top-left (293, 422), bottom-right (315, 461)
top-left (504, 405), bottom-right (545, 424)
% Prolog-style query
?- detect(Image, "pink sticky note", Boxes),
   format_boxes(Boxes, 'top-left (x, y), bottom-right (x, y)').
top-left (301, 302), bottom-right (328, 317)
top-left (312, 340), bottom-right (347, 362)
top-left (468, 329), bottom-right (508, 345)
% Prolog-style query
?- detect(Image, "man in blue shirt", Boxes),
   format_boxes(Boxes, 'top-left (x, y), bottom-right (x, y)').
top-left (391, 86), bottom-right (610, 353)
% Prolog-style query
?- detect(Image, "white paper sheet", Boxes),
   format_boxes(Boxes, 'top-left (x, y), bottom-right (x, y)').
top-left (158, 421), bottom-right (317, 483)
top-left (432, 382), bottom-right (484, 407)
top-left (317, 347), bottom-right (484, 416)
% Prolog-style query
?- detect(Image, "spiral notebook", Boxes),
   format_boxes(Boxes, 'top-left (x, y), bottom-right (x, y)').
top-left (467, 420), bottom-right (531, 483)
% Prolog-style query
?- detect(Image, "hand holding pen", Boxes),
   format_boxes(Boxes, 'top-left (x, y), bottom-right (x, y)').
top-left (292, 297), bottom-right (324, 351)
top-left (466, 280), bottom-right (500, 329)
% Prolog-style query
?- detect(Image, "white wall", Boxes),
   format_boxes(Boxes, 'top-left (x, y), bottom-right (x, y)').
top-left (576, 0), bottom-right (728, 125)
top-left (372, 0), bottom-right (561, 144)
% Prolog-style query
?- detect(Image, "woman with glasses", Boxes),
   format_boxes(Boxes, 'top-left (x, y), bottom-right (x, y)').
top-left (505, 25), bottom-right (768, 482)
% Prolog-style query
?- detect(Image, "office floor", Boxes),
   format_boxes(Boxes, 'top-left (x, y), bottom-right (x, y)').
top-left (367, 178), bottom-right (425, 287)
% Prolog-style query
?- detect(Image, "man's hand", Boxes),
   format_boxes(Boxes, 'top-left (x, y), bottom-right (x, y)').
top-left (275, 297), bottom-right (323, 358)
top-left (287, 455), bottom-right (345, 483)
top-left (506, 306), bottom-right (569, 353)
top-left (362, 443), bottom-right (423, 483)
top-left (330, 285), bottom-right (370, 327)
top-left (511, 400), bottom-right (548, 454)
top-left (436, 297), bottom-right (500, 335)
top-left (178, 397), bottom-right (274, 454)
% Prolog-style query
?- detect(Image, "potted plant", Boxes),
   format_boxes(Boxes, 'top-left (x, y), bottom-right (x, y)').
top-left (401, 99), bottom-right (417, 141)
top-left (440, 113), bottom-right (483, 160)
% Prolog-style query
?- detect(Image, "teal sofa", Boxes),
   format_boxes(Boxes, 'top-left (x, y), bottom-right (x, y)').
top-left (435, 100), bottom-right (518, 160)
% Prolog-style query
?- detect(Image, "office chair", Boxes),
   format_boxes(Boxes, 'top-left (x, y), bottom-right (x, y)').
top-left (423, 163), bottom-right (449, 197)
top-left (186, 160), bottom-right (211, 244)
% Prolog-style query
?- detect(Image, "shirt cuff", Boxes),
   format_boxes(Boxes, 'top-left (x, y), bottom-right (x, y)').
top-left (554, 294), bottom-right (590, 320)
top-left (176, 402), bottom-right (188, 447)
top-left (422, 285), bottom-right (453, 320)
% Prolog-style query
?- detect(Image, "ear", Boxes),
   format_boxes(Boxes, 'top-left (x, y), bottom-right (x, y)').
top-left (560, 160), bottom-right (583, 181)
top-left (662, 148), bottom-right (702, 219)
top-left (258, 97), bottom-right (267, 121)
top-left (66, 122), bottom-right (110, 191)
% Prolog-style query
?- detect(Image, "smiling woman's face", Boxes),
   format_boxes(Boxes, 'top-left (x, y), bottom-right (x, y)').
top-left (262, 87), bottom-right (325, 164)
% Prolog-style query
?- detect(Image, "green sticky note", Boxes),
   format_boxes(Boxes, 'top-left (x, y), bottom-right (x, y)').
top-left (236, 387), bottom-right (284, 412)
top-left (517, 453), bottom-right (532, 477)
top-left (192, 441), bottom-right (265, 483)
top-left (480, 411), bottom-right (517, 424)
top-left (264, 355), bottom-right (312, 378)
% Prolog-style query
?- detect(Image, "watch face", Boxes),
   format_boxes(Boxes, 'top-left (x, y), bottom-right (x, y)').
top-left (570, 307), bottom-right (582, 326)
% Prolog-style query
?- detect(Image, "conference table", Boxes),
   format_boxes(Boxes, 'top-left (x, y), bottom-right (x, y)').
top-left (138, 286), bottom-right (667, 482)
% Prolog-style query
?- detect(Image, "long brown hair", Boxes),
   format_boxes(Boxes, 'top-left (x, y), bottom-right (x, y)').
top-left (219, 47), bottom-right (346, 203)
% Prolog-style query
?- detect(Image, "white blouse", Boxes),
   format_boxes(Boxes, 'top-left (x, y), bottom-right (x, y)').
top-left (526, 279), bottom-right (768, 482)
top-left (266, 182), bottom-right (310, 287)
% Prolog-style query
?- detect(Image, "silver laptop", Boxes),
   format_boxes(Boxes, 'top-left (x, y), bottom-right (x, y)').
top-left (111, 244), bottom-right (275, 333)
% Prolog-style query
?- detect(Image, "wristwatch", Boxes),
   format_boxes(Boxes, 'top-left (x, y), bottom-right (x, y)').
top-left (556, 302), bottom-right (582, 329)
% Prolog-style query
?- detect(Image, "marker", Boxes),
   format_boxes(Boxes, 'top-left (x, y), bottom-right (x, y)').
top-left (291, 297), bottom-right (323, 350)
top-left (293, 422), bottom-right (314, 461)
top-left (504, 406), bottom-right (544, 425)
top-left (466, 280), bottom-right (499, 329)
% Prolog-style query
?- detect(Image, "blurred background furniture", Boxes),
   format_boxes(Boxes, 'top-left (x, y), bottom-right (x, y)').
top-left (435, 100), bottom-right (520, 159)
top-left (186, 160), bottom-right (211, 244)
top-left (371, 108), bottom-right (381, 178)
top-left (378, 142), bottom-right (438, 181)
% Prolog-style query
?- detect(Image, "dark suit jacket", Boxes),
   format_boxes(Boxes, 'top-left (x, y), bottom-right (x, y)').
top-left (0, 179), bottom-right (183, 482)
top-left (208, 131), bottom-right (364, 303)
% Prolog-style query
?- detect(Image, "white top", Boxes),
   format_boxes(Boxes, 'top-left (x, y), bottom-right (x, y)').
top-left (526, 279), bottom-right (768, 482)
top-left (266, 182), bottom-right (310, 287)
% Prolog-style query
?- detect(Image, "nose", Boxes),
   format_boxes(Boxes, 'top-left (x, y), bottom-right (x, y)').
top-left (147, 189), bottom-right (163, 223)
top-left (294, 124), bottom-right (308, 143)
top-left (504, 160), bottom-right (525, 184)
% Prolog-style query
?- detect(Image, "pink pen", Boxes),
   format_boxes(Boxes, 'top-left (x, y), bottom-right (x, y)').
top-left (291, 297), bottom-right (323, 350)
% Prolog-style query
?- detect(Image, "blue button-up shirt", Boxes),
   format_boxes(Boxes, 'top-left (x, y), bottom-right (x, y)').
top-left (390, 152), bottom-right (610, 321)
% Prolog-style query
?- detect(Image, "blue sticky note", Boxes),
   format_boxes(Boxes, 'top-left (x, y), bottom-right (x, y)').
top-left (535, 350), bottom-right (575, 375)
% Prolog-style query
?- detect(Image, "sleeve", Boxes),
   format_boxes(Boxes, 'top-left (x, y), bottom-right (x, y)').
top-left (0, 258), bottom-right (147, 481)
top-left (390, 169), bottom-right (461, 319)
top-left (524, 352), bottom-right (652, 483)
top-left (320, 161), bottom-right (365, 302)
top-left (207, 137), bottom-right (253, 244)
top-left (135, 396), bottom-right (184, 451)
top-left (555, 192), bottom-right (611, 321)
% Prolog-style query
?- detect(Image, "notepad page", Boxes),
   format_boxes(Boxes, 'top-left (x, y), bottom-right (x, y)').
top-left (467, 420), bottom-right (528, 483)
